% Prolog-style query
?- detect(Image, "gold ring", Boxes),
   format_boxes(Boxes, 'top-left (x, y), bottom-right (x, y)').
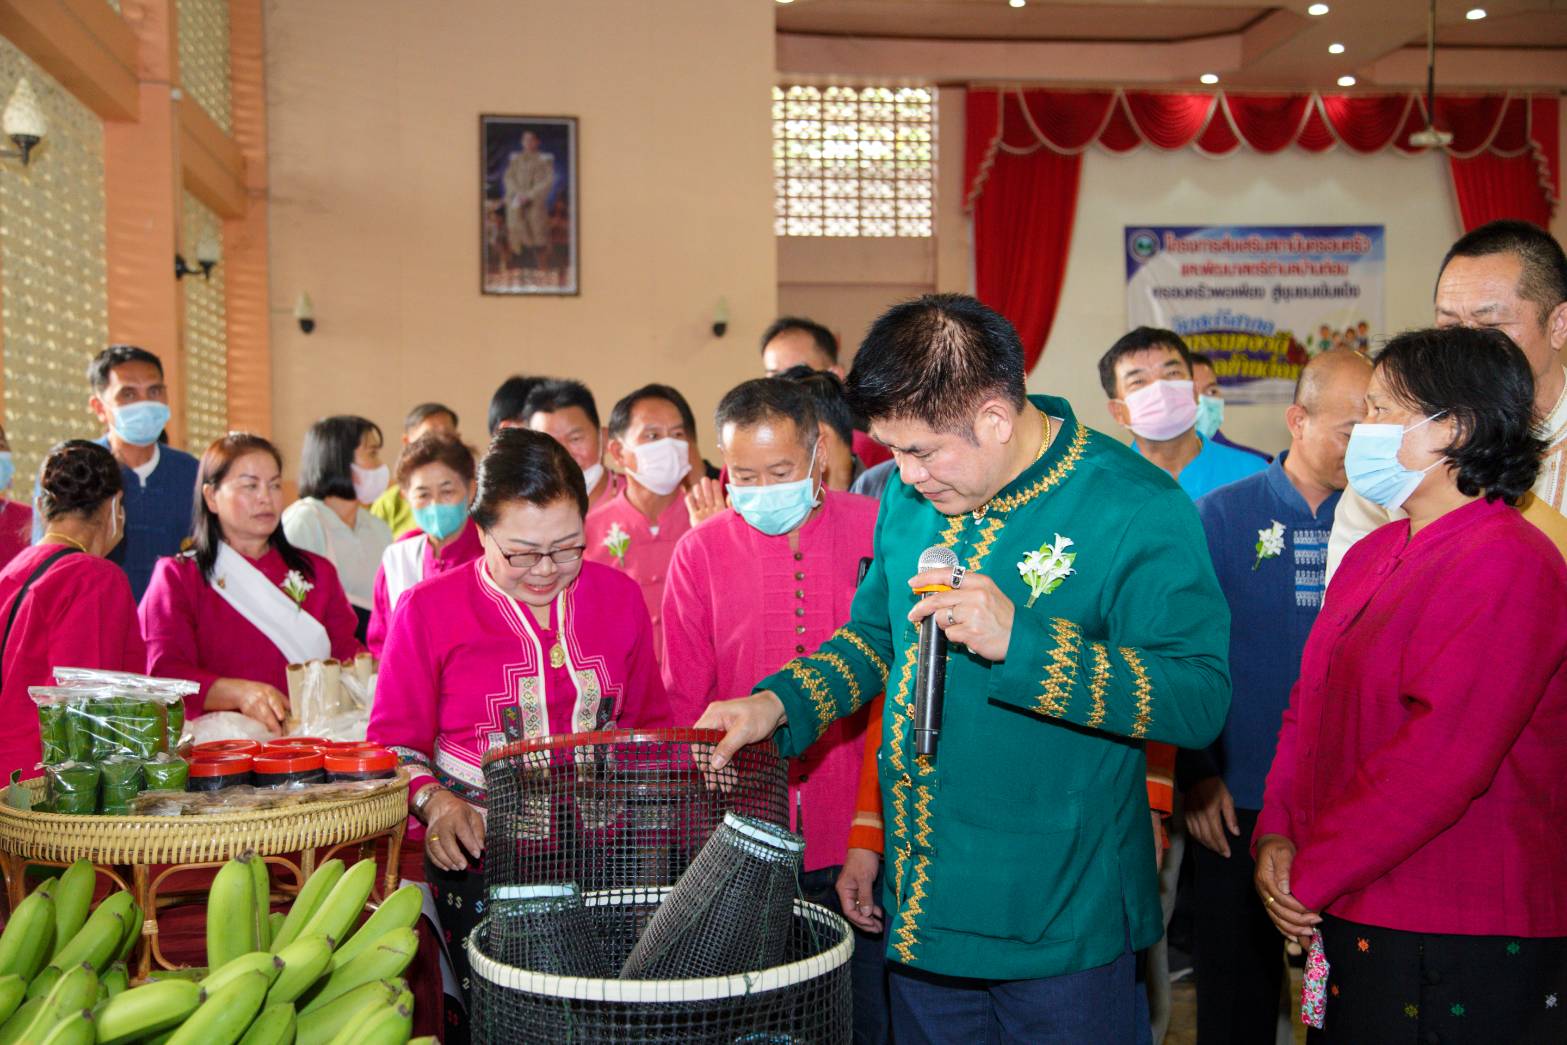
top-left (1265, 894), bottom-right (1276, 906)
top-left (430, 834), bottom-right (440, 843)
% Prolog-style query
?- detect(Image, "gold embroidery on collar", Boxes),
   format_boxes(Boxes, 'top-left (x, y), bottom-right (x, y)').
top-left (973, 416), bottom-right (1089, 520)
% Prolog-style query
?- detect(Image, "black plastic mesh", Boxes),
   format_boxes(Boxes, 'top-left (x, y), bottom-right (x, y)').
top-left (473, 730), bottom-right (850, 1044)
top-left (469, 890), bottom-right (852, 1045)
top-left (485, 883), bottom-right (610, 977)
top-left (620, 813), bottom-right (802, 980)
top-left (482, 729), bottom-right (790, 894)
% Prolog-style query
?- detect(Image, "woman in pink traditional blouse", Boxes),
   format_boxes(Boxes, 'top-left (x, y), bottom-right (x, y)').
top-left (1255, 327), bottom-right (1567, 1043)
top-left (365, 434), bottom-right (482, 657)
top-left (140, 434), bottom-right (362, 734)
top-left (367, 429), bottom-right (665, 997)
top-left (0, 441), bottom-right (142, 779)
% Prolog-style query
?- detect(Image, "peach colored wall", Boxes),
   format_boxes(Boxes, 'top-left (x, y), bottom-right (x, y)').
top-left (264, 1), bottom-right (776, 468)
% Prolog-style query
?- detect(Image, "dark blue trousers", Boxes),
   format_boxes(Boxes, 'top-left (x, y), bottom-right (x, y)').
top-left (888, 942), bottom-right (1137, 1045)
top-left (799, 864), bottom-right (892, 1045)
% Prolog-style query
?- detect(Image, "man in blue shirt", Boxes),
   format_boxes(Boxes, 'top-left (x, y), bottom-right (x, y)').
top-left (1181, 349), bottom-right (1370, 1044)
top-left (1100, 327), bottom-right (1268, 500)
top-left (35, 345), bottom-right (199, 601)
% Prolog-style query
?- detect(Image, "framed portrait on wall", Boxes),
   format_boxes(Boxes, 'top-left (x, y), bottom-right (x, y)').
top-left (481, 115), bottom-right (579, 295)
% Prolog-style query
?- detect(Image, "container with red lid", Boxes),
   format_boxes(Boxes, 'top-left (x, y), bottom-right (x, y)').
top-left (324, 747), bottom-right (397, 782)
top-left (270, 736), bottom-right (330, 752)
top-left (253, 749), bottom-right (326, 789)
top-left (187, 753), bottom-right (254, 791)
top-left (192, 739), bottom-right (263, 758)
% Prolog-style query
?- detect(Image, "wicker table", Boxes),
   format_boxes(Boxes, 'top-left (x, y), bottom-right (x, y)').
top-left (0, 773), bottom-right (409, 979)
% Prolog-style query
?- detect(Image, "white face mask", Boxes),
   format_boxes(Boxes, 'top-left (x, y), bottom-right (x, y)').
top-left (627, 438), bottom-right (691, 496)
top-left (580, 460), bottom-right (605, 494)
top-left (351, 463), bottom-right (391, 505)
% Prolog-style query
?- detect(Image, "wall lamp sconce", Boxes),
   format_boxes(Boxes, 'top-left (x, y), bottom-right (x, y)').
top-left (295, 292), bottom-right (316, 335)
top-left (712, 297), bottom-right (730, 338)
top-left (1, 78), bottom-right (46, 167)
top-left (174, 231), bottom-right (221, 281)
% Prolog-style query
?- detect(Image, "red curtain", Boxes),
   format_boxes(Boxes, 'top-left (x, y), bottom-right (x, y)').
top-left (966, 88), bottom-right (1560, 371)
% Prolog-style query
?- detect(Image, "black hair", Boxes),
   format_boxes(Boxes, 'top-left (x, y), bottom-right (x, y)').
top-left (1097, 327), bottom-right (1194, 398)
top-left (192, 433), bottom-right (315, 581)
top-left (523, 378), bottom-right (601, 431)
top-left (298, 415), bottom-right (383, 501)
top-left (472, 427), bottom-right (588, 527)
top-left (488, 375), bottom-right (547, 436)
top-left (38, 440), bottom-right (122, 522)
top-left (396, 433), bottom-right (477, 488)
top-left (87, 345), bottom-right (164, 394)
top-left (403, 402), bottom-right (458, 433)
top-left (760, 316), bottom-right (839, 365)
top-left (606, 384), bottom-right (699, 441)
top-left (847, 294), bottom-right (1027, 432)
top-left (715, 377), bottom-right (822, 453)
top-left (776, 364), bottom-right (855, 445)
top-left (1374, 326), bottom-right (1544, 505)
top-left (1440, 220), bottom-right (1567, 324)
top-left (1187, 352), bottom-right (1215, 369)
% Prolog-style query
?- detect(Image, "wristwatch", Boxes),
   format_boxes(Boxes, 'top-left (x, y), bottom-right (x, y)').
top-left (412, 783), bottom-right (445, 820)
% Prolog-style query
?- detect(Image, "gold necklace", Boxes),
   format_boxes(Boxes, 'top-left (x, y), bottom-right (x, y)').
top-left (42, 532), bottom-right (89, 554)
top-left (972, 410), bottom-right (1054, 521)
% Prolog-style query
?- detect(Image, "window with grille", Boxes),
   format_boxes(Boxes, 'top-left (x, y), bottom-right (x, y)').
top-left (773, 85), bottom-right (935, 238)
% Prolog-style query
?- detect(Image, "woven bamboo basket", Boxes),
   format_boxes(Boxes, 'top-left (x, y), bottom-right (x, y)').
top-left (0, 772), bottom-right (409, 865)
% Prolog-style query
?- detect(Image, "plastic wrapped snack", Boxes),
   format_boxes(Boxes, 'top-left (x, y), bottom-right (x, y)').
top-left (141, 754), bottom-right (189, 791)
top-left (35, 669), bottom-right (199, 766)
top-left (46, 761), bottom-right (101, 815)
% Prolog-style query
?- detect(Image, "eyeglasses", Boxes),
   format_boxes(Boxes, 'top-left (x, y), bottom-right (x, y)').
top-left (489, 542), bottom-right (587, 570)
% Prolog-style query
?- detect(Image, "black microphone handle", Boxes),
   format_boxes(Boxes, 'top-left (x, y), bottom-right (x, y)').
top-left (913, 606), bottom-right (948, 759)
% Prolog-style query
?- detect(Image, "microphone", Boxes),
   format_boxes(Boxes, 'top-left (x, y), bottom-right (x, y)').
top-left (913, 546), bottom-right (958, 760)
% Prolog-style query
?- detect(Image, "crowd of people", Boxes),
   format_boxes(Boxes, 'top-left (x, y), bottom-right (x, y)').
top-left (0, 218), bottom-right (1563, 1044)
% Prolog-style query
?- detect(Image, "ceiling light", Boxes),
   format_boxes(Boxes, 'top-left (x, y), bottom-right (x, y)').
top-left (1200, 73), bottom-right (1219, 85)
top-left (1465, 7), bottom-right (1486, 19)
top-left (1307, 3), bottom-right (1329, 15)
top-left (1337, 74), bottom-right (1357, 87)
top-left (1009, 0), bottom-right (1026, 7)
top-left (1328, 42), bottom-right (1345, 54)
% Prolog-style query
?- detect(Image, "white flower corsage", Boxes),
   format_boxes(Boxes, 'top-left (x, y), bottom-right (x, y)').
top-left (603, 522), bottom-right (631, 566)
top-left (281, 569), bottom-right (314, 607)
top-left (1253, 520), bottom-right (1285, 570)
top-left (1018, 534), bottom-right (1076, 608)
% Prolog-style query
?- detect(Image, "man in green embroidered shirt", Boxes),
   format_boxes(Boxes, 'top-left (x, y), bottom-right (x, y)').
top-left (697, 294), bottom-right (1231, 1043)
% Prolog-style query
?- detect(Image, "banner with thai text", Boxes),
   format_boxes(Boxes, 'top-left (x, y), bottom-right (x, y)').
top-left (1125, 224), bottom-right (1385, 404)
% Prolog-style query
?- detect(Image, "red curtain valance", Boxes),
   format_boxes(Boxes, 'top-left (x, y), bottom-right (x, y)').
top-left (965, 88), bottom-right (1559, 216)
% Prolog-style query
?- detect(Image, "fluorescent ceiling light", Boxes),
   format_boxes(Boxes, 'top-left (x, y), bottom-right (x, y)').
top-left (1328, 42), bottom-right (1345, 54)
top-left (1337, 75), bottom-right (1357, 87)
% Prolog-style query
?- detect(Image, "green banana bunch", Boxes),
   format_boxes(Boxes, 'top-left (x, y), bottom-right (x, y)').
top-left (3, 962), bottom-right (96, 1044)
top-left (237, 1002), bottom-right (296, 1045)
top-left (0, 889), bottom-right (55, 981)
top-left (0, 975), bottom-right (23, 1025)
top-left (294, 980), bottom-right (401, 1045)
top-left (325, 993), bottom-right (411, 1045)
top-left (26, 965), bottom-right (62, 1001)
top-left (265, 933), bottom-right (333, 1007)
top-left (250, 855), bottom-right (272, 952)
top-left (207, 858), bottom-right (258, 971)
top-left (94, 977), bottom-right (202, 1045)
top-left (270, 860), bottom-right (343, 954)
top-left (0, 997), bottom-right (44, 1044)
top-left (49, 891), bottom-right (133, 974)
top-left (299, 859), bottom-right (376, 948)
top-left (102, 964), bottom-right (129, 998)
top-left (165, 970), bottom-right (270, 1045)
top-left (201, 950), bottom-right (283, 995)
top-left (49, 861), bottom-right (95, 962)
top-left (298, 928), bottom-right (416, 1015)
top-left (330, 886), bottom-right (421, 970)
top-left (37, 1008), bottom-right (94, 1045)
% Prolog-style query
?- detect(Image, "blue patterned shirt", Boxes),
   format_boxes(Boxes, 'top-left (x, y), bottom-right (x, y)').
top-left (1189, 453), bottom-right (1339, 809)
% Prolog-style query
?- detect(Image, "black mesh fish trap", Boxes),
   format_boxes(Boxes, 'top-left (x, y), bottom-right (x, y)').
top-left (620, 813), bottom-right (803, 980)
top-left (468, 888), bottom-right (853, 1045)
top-left (482, 729), bottom-right (790, 895)
top-left (486, 883), bottom-right (611, 977)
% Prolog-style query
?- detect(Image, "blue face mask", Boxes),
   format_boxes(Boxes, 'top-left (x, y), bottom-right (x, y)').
top-left (1344, 413), bottom-right (1445, 510)
top-left (727, 449), bottom-right (821, 537)
top-left (110, 401), bottom-right (170, 447)
top-left (412, 500), bottom-right (469, 541)
top-left (1194, 396), bottom-right (1224, 440)
top-left (0, 453), bottom-right (13, 492)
